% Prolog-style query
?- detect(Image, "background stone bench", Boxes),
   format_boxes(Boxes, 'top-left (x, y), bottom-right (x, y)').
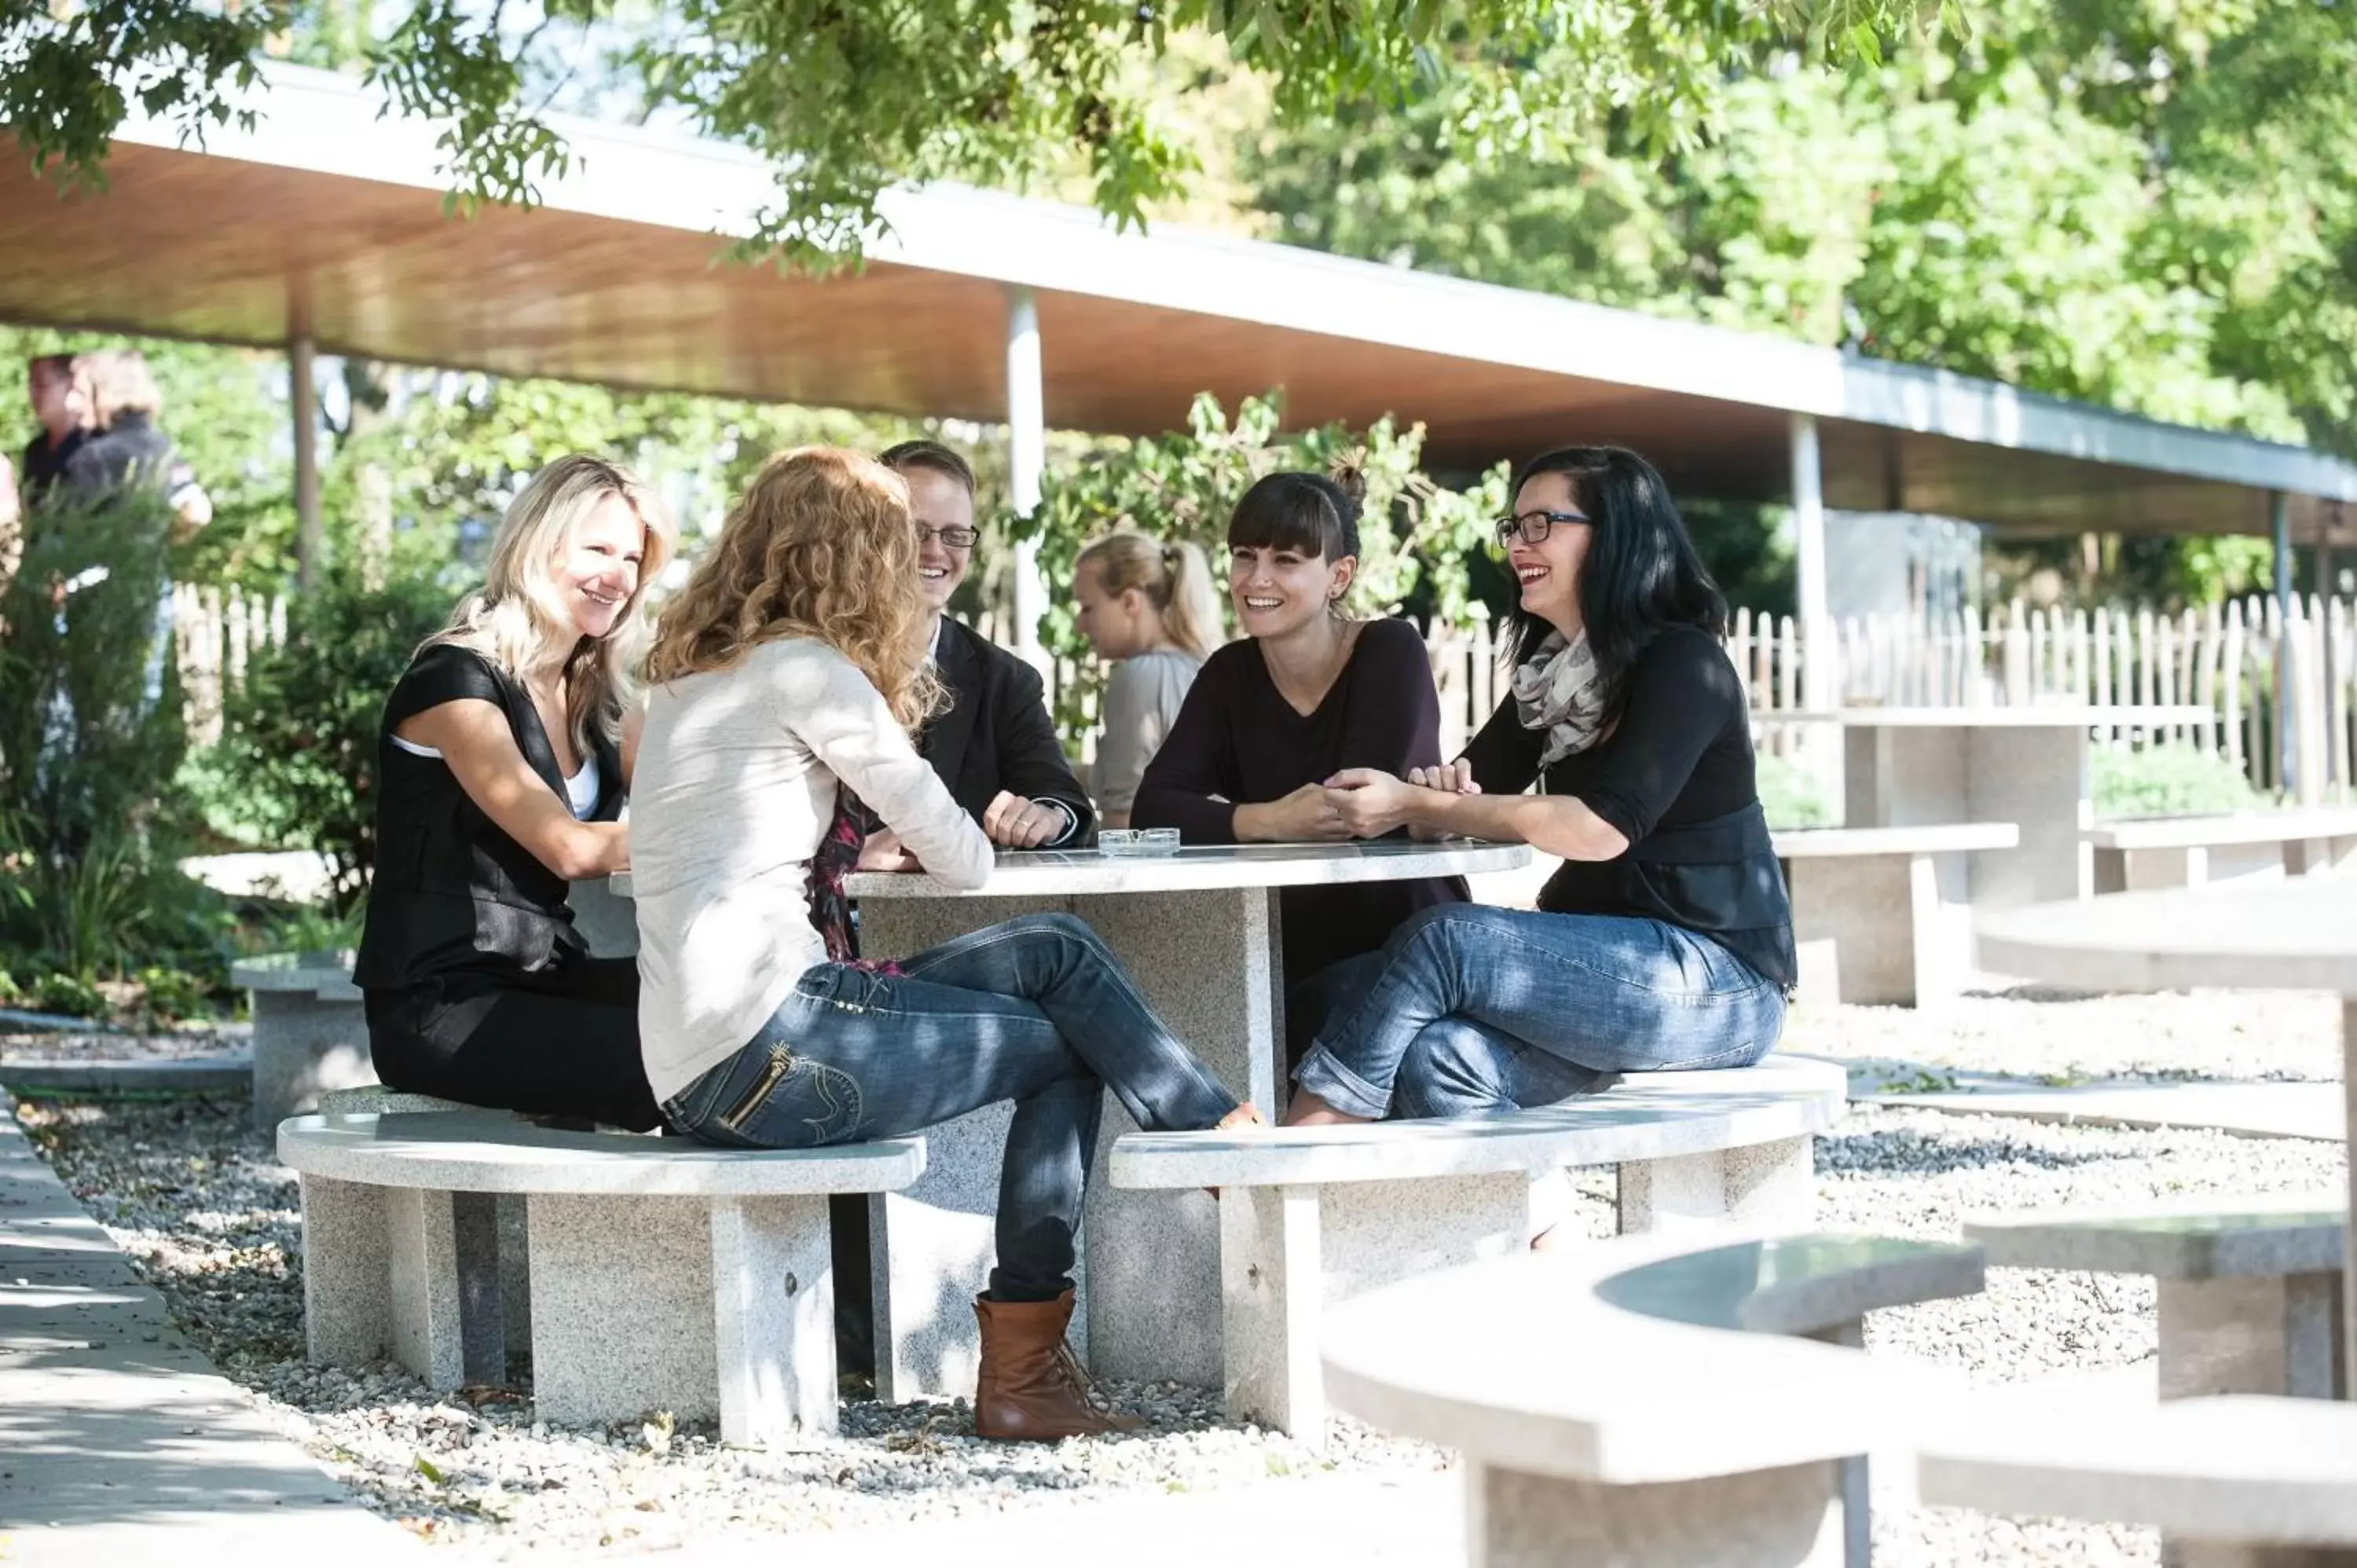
top-left (1967, 1196), bottom-right (2346, 1399)
top-left (1322, 1230), bottom-right (1981, 1568)
top-left (278, 1109), bottom-right (923, 1442)
top-left (2088, 808), bottom-right (2357, 896)
top-left (231, 954), bottom-right (372, 1130)
top-left (1920, 1391), bottom-right (2357, 1567)
top-left (1111, 1053), bottom-right (1848, 1439)
top-left (1774, 822), bottom-right (2021, 1007)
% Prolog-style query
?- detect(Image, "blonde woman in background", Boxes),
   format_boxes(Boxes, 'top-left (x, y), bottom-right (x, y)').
top-left (1070, 532), bottom-right (1222, 827)
top-left (68, 350), bottom-right (211, 533)
top-left (353, 455), bottom-right (673, 1129)
top-left (629, 448), bottom-right (1257, 1442)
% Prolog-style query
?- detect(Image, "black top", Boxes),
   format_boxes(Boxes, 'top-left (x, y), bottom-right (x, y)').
top-left (19, 430), bottom-right (85, 505)
top-left (1133, 617), bottom-right (1467, 985)
top-left (923, 617), bottom-right (1095, 845)
top-left (354, 644), bottom-right (625, 991)
top-left (1458, 625), bottom-right (1796, 986)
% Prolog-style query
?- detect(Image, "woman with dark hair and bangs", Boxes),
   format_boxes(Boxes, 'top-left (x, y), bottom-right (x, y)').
top-left (1131, 469), bottom-right (1466, 1067)
top-left (1283, 445), bottom-right (1796, 1130)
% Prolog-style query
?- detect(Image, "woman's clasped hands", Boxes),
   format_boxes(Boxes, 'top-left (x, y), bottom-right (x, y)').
top-left (1321, 763), bottom-right (1481, 841)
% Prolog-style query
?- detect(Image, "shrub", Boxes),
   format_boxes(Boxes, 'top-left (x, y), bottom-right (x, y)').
top-left (2090, 742), bottom-right (2271, 820)
top-left (195, 565), bottom-right (456, 912)
top-left (1755, 751), bottom-right (1836, 830)
top-left (30, 970), bottom-right (108, 1020)
top-left (130, 965), bottom-right (218, 1024)
top-left (0, 488), bottom-right (224, 978)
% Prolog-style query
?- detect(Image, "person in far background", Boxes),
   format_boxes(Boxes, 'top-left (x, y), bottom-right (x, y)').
top-left (19, 354), bottom-right (92, 511)
top-left (871, 440), bottom-right (1094, 859)
top-left (65, 351), bottom-right (212, 536)
top-left (1070, 531), bottom-right (1224, 828)
top-left (1132, 469), bottom-right (1465, 1068)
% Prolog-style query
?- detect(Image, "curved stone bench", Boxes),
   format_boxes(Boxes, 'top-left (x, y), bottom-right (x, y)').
top-left (2089, 807), bottom-right (2357, 896)
top-left (279, 1111), bottom-right (926, 1442)
top-left (1921, 1392), bottom-right (2357, 1566)
top-left (1322, 1231), bottom-right (1981, 1567)
top-left (232, 953), bottom-right (372, 1130)
top-left (1110, 1053), bottom-right (1847, 1438)
top-left (1775, 822), bottom-right (2021, 1007)
top-left (1967, 1196), bottom-right (2346, 1399)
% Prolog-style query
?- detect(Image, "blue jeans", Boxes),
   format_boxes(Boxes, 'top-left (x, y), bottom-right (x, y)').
top-left (663, 912), bottom-right (1238, 1302)
top-left (1295, 904), bottom-right (1787, 1120)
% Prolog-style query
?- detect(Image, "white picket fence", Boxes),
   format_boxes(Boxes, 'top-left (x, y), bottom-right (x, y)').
top-left (185, 586), bottom-right (2356, 803)
top-left (1424, 595), bottom-right (2357, 802)
top-left (170, 584), bottom-right (286, 746)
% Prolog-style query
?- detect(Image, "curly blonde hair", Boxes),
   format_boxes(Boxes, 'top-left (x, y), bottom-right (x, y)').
top-left (649, 447), bottom-right (944, 731)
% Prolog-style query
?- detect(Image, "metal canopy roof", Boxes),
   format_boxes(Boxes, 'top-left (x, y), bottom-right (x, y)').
top-left (4, 64), bottom-right (2351, 544)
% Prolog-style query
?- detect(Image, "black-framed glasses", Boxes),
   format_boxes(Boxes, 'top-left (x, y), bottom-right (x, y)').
top-left (916, 522), bottom-right (979, 551)
top-left (1493, 508), bottom-right (1589, 548)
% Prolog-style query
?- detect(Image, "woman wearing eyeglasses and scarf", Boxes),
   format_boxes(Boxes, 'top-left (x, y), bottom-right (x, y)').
top-left (1282, 445), bottom-right (1796, 1129)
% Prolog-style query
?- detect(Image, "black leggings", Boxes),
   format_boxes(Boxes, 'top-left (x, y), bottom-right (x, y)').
top-left (364, 958), bottom-right (662, 1131)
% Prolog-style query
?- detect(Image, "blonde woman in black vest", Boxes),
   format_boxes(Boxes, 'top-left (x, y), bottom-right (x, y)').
top-left (354, 456), bottom-right (673, 1129)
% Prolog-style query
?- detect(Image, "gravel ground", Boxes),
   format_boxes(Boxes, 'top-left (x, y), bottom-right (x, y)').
top-left (0, 1021), bottom-right (247, 1063)
top-left (13, 1093), bottom-right (1443, 1559)
top-left (1787, 978), bottom-right (2344, 1090)
top-left (10, 986), bottom-right (2350, 1566)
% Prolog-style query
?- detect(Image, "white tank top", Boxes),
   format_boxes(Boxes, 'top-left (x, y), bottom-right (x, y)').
top-left (390, 733), bottom-right (601, 820)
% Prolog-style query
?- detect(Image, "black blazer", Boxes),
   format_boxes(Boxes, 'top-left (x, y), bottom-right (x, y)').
top-left (923, 618), bottom-right (1095, 846)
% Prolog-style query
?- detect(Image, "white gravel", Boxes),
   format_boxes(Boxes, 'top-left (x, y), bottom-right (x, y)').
top-left (11, 981), bottom-right (2350, 1566)
top-left (1786, 977), bottom-right (2344, 1090)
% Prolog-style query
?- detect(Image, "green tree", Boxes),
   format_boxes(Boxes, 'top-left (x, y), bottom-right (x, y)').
top-left (6, 2), bottom-right (1929, 270)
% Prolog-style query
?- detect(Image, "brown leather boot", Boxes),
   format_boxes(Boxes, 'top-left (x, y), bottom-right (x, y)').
top-left (972, 1291), bottom-right (1143, 1442)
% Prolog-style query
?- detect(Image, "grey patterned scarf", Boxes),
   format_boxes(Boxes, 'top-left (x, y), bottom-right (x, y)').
top-left (1511, 630), bottom-right (1607, 771)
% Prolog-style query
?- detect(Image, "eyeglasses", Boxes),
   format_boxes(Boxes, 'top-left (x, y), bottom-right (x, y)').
top-left (915, 522), bottom-right (979, 551)
top-left (1493, 508), bottom-right (1589, 548)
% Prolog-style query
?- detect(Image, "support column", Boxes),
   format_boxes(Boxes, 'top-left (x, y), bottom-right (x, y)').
top-left (2274, 491), bottom-right (2300, 798)
top-left (1004, 287), bottom-right (1049, 676)
top-left (1790, 413), bottom-right (1835, 716)
top-left (291, 334), bottom-right (322, 592)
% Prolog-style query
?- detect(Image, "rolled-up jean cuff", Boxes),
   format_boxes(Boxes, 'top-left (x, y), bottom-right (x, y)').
top-left (1292, 1045), bottom-right (1391, 1120)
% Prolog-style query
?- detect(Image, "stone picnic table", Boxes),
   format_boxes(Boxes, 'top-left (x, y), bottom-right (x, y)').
top-left (1976, 876), bottom-right (2357, 1391)
top-left (616, 837), bottom-right (1530, 1399)
top-left (1837, 704), bottom-right (2210, 908)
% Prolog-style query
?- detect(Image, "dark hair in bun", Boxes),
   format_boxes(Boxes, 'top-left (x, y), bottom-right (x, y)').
top-left (1226, 469), bottom-right (1362, 562)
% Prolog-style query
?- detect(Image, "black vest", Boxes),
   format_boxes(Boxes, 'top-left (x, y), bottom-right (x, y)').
top-left (354, 647), bottom-right (624, 991)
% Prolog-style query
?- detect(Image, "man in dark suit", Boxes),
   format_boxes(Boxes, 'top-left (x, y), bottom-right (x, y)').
top-left (876, 439), bottom-right (1094, 850)
top-left (832, 441), bottom-right (1096, 1385)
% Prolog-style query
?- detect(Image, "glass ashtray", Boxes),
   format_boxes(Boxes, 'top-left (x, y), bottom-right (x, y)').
top-left (1098, 827), bottom-right (1181, 858)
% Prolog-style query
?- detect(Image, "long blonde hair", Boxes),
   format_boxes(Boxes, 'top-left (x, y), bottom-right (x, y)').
top-left (1075, 531), bottom-right (1223, 660)
top-left (79, 350), bottom-right (162, 427)
top-left (427, 454), bottom-right (673, 753)
top-left (648, 447), bottom-right (944, 731)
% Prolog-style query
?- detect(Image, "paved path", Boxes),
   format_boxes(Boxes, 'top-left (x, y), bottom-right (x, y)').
top-left (0, 1104), bottom-right (439, 1566)
top-left (1866, 1079), bottom-right (2344, 1142)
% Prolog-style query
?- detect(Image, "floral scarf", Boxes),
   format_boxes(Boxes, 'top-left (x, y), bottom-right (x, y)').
top-left (805, 789), bottom-right (901, 974)
top-left (1511, 630), bottom-right (1607, 772)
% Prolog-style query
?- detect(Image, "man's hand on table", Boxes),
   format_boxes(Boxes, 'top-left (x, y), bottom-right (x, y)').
top-left (982, 790), bottom-right (1067, 849)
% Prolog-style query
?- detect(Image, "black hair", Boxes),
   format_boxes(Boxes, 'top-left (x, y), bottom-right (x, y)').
top-left (1225, 468), bottom-right (1364, 562)
top-left (1505, 445), bottom-right (1728, 723)
top-left (878, 438), bottom-right (977, 496)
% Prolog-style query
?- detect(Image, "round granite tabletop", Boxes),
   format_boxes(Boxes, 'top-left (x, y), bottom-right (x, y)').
top-left (612, 838), bottom-right (1530, 901)
top-left (1977, 877), bottom-right (2357, 997)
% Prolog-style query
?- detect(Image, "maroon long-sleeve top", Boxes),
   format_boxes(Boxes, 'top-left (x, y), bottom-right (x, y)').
top-left (1131, 617), bottom-right (1468, 987)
